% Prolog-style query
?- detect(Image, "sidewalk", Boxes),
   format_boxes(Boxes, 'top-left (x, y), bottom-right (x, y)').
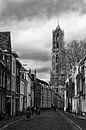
top-left (65, 111), bottom-right (86, 120)
top-left (0, 115), bottom-right (25, 129)
top-left (61, 111), bottom-right (86, 130)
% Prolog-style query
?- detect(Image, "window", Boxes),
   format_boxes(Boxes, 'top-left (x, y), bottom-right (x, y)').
top-left (7, 77), bottom-right (10, 90)
top-left (0, 69), bottom-right (2, 86)
top-left (24, 73), bottom-right (26, 79)
top-left (3, 71), bottom-right (5, 88)
top-left (79, 65), bottom-right (81, 73)
top-left (56, 42), bottom-right (59, 48)
top-left (56, 54), bottom-right (59, 62)
top-left (0, 50), bottom-right (3, 60)
top-left (56, 65), bottom-right (59, 73)
top-left (0, 93), bottom-right (1, 111)
top-left (12, 60), bottom-right (16, 74)
top-left (17, 68), bottom-right (19, 76)
top-left (6, 56), bottom-right (11, 70)
top-left (82, 79), bottom-right (85, 95)
top-left (56, 88), bottom-right (58, 92)
top-left (81, 65), bottom-right (85, 78)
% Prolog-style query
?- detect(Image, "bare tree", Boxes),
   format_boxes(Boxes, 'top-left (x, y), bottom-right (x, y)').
top-left (65, 39), bottom-right (86, 73)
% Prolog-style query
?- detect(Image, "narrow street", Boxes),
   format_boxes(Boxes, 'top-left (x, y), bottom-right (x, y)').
top-left (4, 110), bottom-right (78, 130)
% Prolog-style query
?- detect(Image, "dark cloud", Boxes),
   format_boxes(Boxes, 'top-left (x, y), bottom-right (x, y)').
top-left (37, 67), bottom-right (50, 73)
top-left (17, 48), bottom-right (51, 62)
top-left (1, 0), bottom-right (85, 21)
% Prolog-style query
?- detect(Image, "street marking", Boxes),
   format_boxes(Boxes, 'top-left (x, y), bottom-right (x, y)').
top-left (58, 111), bottom-right (83, 130)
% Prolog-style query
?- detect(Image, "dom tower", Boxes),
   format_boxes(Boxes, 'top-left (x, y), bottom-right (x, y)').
top-left (50, 24), bottom-right (66, 94)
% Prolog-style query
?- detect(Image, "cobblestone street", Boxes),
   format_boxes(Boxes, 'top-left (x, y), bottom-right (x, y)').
top-left (3, 110), bottom-right (80, 130)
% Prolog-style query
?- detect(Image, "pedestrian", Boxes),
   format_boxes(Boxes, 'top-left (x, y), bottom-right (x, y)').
top-left (26, 106), bottom-right (31, 119)
top-left (37, 107), bottom-right (40, 115)
top-left (36, 107), bottom-right (40, 115)
top-left (31, 107), bottom-right (34, 115)
top-left (34, 107), bottom-right (36, 115)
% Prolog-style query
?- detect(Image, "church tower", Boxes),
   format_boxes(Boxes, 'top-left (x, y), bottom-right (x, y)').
top-left (50, 24), bottom-right (66, 92)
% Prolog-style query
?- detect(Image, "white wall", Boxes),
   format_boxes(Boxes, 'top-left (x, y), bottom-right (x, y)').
top-left (20, 80), bottom-right (25, 111)
top-left (11, 56), bottom-right (16, 92)
top-left (26, 74), bottom-right (32, 107)
top-left (20, 80), bottom-right (25, 95)
top-left (31, 89), bottom-right (34, 108)
top-left (20, 95), bottom-right (23, 111)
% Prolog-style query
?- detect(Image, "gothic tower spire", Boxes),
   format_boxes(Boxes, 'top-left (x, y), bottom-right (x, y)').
top-left (51, 24), bottom-right (65, 88)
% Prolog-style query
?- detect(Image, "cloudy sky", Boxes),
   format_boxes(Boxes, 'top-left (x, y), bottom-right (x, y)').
top-left (0, 0), bottom-right (86, 81)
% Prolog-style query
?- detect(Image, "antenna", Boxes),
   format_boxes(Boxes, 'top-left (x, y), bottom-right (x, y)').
top-left (58, 19), bottom-right (59, 26)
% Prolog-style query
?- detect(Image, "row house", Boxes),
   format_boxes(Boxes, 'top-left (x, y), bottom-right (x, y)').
top-left (64, 65), bottom-right (78, 113)
top-left (11, 52), bottom-right (17, 116)
top-left (76, 56), bottom-right (86, 115)
top-left (72, 66), bottom-right (78, 113)
top-left (31, 76), bottom-right (55, 110)
top-left (47, 88), bottom-right (52, 108)
top-left (31, 73), bottom-right (36, 108)
top-left (0, 32), bottom-right (12, 116)
top-left (0, 31), bottom-right (32, 117)
top-left (13, 60), bottom-right (32, 115)
top-left (16, 59), bottom-right (21, 115)
top-left (20, 66), bottom-right (28, 112)
top-left (0, 31), bottom-right (55, 118)
top-left (26, 70), bottom-right (32, 109)
top-left (35, 78), bottom-right (41, 108)
top-left (64, 57), bottom-right (86, 115)
top-left (41, 81), bottom-right (48, 109)
top-left (0, 48), bottom-right (6, 113)
top-left (39, 79), bottom-right (54, 109)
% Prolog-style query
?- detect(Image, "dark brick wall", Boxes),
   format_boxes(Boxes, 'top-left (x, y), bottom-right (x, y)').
top-left (0, 32), bottom-right (12, 53)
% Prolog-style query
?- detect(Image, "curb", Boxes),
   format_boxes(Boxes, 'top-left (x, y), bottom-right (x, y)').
top-left (0, 118), bottom-right (24, 130)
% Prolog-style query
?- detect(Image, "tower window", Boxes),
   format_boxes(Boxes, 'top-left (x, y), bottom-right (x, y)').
top-left (56, 54), bottom-right (59, 62)
top-left (56, 88), bottom-right (58, 92)
top-left (57, 33), bottom-right (59, 37)
top-left (53, 41), bottom-right (55, 48)
top-left (56, 65), bottom-right (59, 73)
top-left (57, 42), bottom-right (59, 48)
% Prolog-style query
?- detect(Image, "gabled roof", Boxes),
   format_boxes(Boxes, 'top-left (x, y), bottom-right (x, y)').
top-left (12, 51), bottom-right (19, 58)
top-left (36, 78), bottom-right (49, 86)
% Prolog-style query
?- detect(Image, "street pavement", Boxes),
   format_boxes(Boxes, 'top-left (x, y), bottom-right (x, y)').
top-left (3, 110), bottom-right (81, 130)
